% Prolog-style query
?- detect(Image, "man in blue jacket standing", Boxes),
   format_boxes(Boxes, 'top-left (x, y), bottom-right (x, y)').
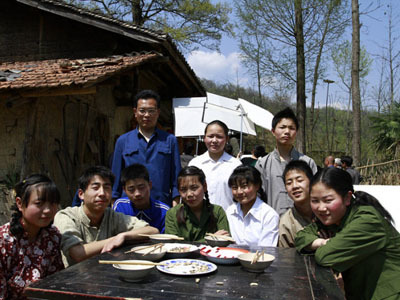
top-left (112, 90), bottom-right (181, 207)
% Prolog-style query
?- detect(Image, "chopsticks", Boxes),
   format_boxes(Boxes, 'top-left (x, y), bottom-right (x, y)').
top-left (138, 234), bottom-right (184, 240)
top-left (205, 233), bottom-right (235, 242)
top-left (251, 250), bottom-right (265, 264)
top-left (98, 260), bottom-right (166, 266)
top-left (142, 243), bottom-right (164, 256)
top-left (124, 243), bottom-right (164, 254)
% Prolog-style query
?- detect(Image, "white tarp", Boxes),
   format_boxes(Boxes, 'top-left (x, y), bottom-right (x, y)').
top-left (354, 185), bottom-right (400, 231)
top-left (173, 93), bottom-right (257, 137)
top-left (238, 98), bottom-right (274, 131)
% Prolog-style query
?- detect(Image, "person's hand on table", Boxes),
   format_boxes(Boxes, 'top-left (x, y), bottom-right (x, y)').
top-left (101, 233), bottom-right (126, 253)
top-left (310, 238), bottom-right (329, 250)
top-left (214, 230), bottom-right (229, 236)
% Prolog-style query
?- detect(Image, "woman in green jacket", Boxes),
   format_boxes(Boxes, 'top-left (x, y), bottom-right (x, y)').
top-left (295, 167), bottom-right (400, 300)
top-left (165, 166), bottom-right (230, 242)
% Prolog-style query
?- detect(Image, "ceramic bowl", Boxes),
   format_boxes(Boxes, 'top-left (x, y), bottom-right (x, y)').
top-left (200, 247), bottom-right (249, 265)
top-left (204, 236), bottom-right (233, 247)
top-left (113, 260), bottom-right (154, 282)
top-left (163, 243), bottom-right (198, 259)
top-left (128, 245), bottom-right (167, 261)
top-left (148, 234), bottom-right (183, 243)
top-left (237, 253), bottom-right (275, 273)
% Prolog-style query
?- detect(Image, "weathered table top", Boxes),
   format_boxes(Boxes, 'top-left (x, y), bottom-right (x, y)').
top-left (25, 245), bottom-right (344, 300)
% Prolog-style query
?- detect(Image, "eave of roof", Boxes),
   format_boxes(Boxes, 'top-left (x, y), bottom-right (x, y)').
top-left (15, 0), bottom-right (205, 95)
top-left (0, 52), bottom-right (162, 92)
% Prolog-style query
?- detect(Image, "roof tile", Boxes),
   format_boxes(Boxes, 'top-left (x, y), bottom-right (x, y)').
top-left (0, 53), bottom-right (161, 91)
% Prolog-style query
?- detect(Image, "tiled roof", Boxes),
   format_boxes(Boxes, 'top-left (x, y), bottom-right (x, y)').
top-left (0, 52), bottom-right (161, 91)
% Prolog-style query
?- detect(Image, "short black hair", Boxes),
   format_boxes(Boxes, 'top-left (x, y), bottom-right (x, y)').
top-left (341, 155), bottom-right (353, 167)
top-left (283, 160), bottom-right (313, 184)
top-left (121, 164), bottom-right (150, 186)
top-left (253, 145), bottom-right (266, 158)
top-left (228, 165), bottom-right (262, 188)
top-left (133, 90), bottom-right (160, 108)
top-left (78, 166), bottom-right (115, 191)
top-left (272, 107), bottom-right (299, 130)
top-left (204, 120), bottom-right (229, 137)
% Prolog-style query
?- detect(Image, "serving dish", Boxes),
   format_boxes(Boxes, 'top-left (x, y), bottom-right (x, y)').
top-left (238, 252), bottom-right (275, 273)
top-left (112, 260), bottom-right (155, 282)
top-left (163, 243), bottom-right (198, 258)
top-left (127, 244), bottom-right (166, 261)
top-left (200, 247), bottom-right (249, 265)
top-left (139, 234), bottom-right (184, 243)
top-left (204, 236), bottom-right (233, 247)
top-left (157, 259), bottom-right (217, 276)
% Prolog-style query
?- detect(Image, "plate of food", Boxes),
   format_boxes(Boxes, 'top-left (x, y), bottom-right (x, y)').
top-left (163, 243), bottom-right (198, 258)
top-left (200, 247), bottom-right (249, 265)
top-left (157, 259), bottom-right (217, 276)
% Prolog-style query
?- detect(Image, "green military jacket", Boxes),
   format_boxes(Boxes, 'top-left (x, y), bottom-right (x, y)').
top-left (165, 202), bottom-right (230, 242)
top-left (295, 204), bottom-right (400, 300)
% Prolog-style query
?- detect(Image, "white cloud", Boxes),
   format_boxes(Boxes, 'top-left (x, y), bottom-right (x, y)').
top-left (187, 50), bottom-right (249, 86)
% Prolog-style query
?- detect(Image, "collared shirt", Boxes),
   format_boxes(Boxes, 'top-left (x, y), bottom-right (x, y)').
top-left (278, 206), bottom-right (312, 248)
top-left (255, 148), bottom-right (317, 216)
top-left (112, 197), bottom-right (169, 233)
top-left (165, 202), bottom-right (230, 242)
top-left (189, 151), bottom-right (242, 211)
top-left (111, 128), bottom-right (181, 206)
top-left (296, 204), bottom-right (400, 300)
top-left (226, 197), bottom-right (279, 247)
top-left (0, 223), bottom-right (64, 300)
top-left (53, 206), bottom-right (148, 267)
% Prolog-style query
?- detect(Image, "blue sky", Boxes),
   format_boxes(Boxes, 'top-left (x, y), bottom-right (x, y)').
top-left (186, 0), bottom-right (400, 110)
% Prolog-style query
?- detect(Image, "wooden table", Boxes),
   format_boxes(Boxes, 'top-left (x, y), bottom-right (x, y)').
top-left (25, 245), bottom-right (344, 300)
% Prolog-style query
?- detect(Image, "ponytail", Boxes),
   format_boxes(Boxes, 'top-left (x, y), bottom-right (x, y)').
top-left (204, 191), bottom-right (217, 232)
top-left (353, 191), bottom-right (394, 224)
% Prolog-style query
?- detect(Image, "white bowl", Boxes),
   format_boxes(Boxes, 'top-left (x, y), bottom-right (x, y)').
top-left (238, 253), bottom-right (275, 273)
top-left (148, 234), bottom-right (183, 243)
top-left (204, 236), bottom-right (233, 247)
top-left (200, 247), bottom-right (249, 265)
top-left (113, 260), bottom-right (155, 282)
top-left (163, 243), bottom-right (198, 258)
top-left (128, 245), bottom-right (166, 261)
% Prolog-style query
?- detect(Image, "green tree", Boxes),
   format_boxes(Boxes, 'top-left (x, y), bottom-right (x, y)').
top-left (64, 0), bottom-right (232, 51)
top-left (371, 102), bottom-right (400, 159)
top-left (234, 0), bottom-right (348, 154)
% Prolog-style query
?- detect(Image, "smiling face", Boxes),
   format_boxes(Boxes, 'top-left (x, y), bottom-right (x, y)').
top-left (133, 98), bottom-right (160, 132)
top-left (310, 182), bottom-right (351, 226)
top-left (284, 169), bottom-right (310, 205)
top-left (79, 175), bottom-right (112, 215)
top-left (272, 118), bottom-right (297, 146)
top-left (204, 124), bottom-right (228, 158)
top-left (123, 178), bottom-right (151, 210)
top-left (231, 178), bottom-right (259, 210)
top-left (16, 186), bottom-right (59, 234)
top-left (178, 175), bottom-right (206, 211)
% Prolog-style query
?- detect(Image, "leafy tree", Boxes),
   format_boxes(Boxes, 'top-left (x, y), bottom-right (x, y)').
top-left (64, 0), bottom-right (232, 51)
top-left (331, 39), bottom-right (372, 153)
top-left (370, 102), bottom-right (400, 159)
top-left (234, 0), bottom-right (348, 154)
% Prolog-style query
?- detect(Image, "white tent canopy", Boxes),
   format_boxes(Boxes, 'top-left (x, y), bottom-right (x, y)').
top-left (173, 93), bottom-right (273, 138)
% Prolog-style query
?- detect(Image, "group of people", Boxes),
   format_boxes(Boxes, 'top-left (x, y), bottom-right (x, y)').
top-left (1, 89), bottom-right (400, 300)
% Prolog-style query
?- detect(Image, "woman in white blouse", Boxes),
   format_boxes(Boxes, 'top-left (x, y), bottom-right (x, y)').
top-left (189, 120), bottom-right (242, 211)
top-left (226, 165), bottom-right (279, 247)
